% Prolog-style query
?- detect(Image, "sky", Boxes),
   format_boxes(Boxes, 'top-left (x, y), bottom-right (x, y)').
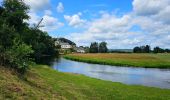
top-left (1, 0), bottom-right (170, 49)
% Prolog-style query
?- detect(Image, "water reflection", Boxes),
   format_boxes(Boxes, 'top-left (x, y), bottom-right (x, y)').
top-left (50, 57), bottom-right (170, 89)
top-left (35, 56), bottom-right (60, 66)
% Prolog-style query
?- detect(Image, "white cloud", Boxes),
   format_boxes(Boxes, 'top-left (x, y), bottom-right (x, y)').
top-left (133, 0), bottom-right (170, 24)
top-left (57, 2), bottom-right (64, 13)
top-left (64, 13), bottom-right (86, 28)
top-left (24, 0), bottom-right (64, 32)
top-left (67, 14), bottom-right (137, 48)
top-left (67, 0), bottom-right (170, 49)
top-left (40, 15), bottom-right (64, 31)
top-left (24, 0), bottom-right (50, 12)
top-left (27, 12), bottom-right (41, 26)
top-left (27, 12), bottom-right (64, 32)
top-left (133, 0), bottom-right (166, 16)
top-left (44, 10), bottom-right (52, 15)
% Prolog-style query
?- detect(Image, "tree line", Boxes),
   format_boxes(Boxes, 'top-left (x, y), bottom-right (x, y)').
top-left (89, 42), bottom-right (108, 53)
top-left (0, 0), bottom-right (57, 74)
top-left (133, 45), bottom-right (170, 53)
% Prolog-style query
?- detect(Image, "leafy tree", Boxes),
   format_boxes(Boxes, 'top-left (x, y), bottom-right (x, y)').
top-left (2, 0), bottom-right (29, 33)
top-left (133, 46), bottom-right (141, 53)
top-left (84, 46), bottom-right (90, 53)
top-left (133, 45), bottom-right (151, 53)
top-left (90, 42), bottom-right (99, 53)
top-left (153, 47), bottom-right (164, 53)
top-left (144, 45), bottom-right (151, 53)
top-left (99, 42), bottom-right (108, 53)
top-left (0, 0), bottom-right (58, 74)
top-left (165, 49), bottom-right (170, 53)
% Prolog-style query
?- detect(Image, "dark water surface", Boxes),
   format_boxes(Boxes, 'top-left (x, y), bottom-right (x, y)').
top-left (47, 57), bottom-right (170, 89)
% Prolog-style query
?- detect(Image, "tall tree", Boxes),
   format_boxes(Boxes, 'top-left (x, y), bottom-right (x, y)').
top-left (144, 45), bottom-right (151, 53)
top-left (90, 42), bottom-right (99, 53)
top-left (2, 0), bottom-right (29, 33)
top-left (133, 46), bottom-right (141, 53)
top-left (99, 42), bottom-right (108, 53)
top-left (153, 46), bottom-right (164, 53)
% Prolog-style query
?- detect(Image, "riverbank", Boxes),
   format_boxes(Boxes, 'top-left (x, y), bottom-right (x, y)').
top-left (0, 65), bottom-right (170, 99)
top-left (64, 53), bottom-right (170, 68)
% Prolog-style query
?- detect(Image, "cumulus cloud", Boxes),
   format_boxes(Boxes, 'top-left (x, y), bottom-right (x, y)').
top-left (133, 0), bottom-right (170, 24)
top-left (57, 2), bottom-right (64, 13)
top-left (27, 12), bottom-right (64, 31)
top-left (24, 0), bottom-right (64, 32)
top-left (24, 0), bottom-right (50, 12)
top-left (44, 10), bottom-right (52, 15)
top-left (40, 15), bottom-right (64, 31)
top-left (64, 13), bottom-right (86, 28)
top-left (67, 0), bottom-right (170, 49)
top-left (67, 14), bottom-right (138, 48)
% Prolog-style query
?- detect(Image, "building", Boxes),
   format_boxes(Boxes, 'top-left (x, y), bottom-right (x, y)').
top-left (75, 47), bottom-right (85, 53)
top-left (60, 43), bottom-right (72, 49)
top-left (54, 38), bottom-right (76, 50)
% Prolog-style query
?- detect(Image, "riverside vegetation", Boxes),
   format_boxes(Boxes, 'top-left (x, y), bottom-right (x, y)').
top-left (0, 65), bottom-right (170, 99)
top-left (64, 53), bottom-right (170, 68)
top-left (0, 0), bottom-right (57, 74)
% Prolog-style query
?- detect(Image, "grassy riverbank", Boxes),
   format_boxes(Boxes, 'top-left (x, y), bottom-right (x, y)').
top-left (64, 53), bottom-right (170, 68)
top-left (0, 65), bottom-right (170, 99)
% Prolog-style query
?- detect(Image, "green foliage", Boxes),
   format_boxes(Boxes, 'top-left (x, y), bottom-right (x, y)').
top-left (89, 42), bottom-right (108, 53)
top-left (153, 46), bottom-right (165, 53)
top-left (99, 42), bottom-right (108, 53)
top-left (0, 0), bottom-right (58, 74)
top-left (2, 0), bottom-right (29, 32)
top-left (133, 45), bottom-right (151, 53)
top-left (89, 42), bottom-right (99, 53)
top-left (5, 39), bottom-right (34, 74)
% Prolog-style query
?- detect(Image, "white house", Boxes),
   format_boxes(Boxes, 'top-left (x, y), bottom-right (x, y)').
top-left (76, 47), bottom-right (85, 53)
top-left (54, 38), bottom-right (75, 49)
top-left (60, 43), bottom-right (72, 49)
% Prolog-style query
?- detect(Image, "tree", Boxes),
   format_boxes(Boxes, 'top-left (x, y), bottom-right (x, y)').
top-left (2, 0), bottom-right (29, 33)
top-left (90, 42), bottom-right (99, 53)
top-left (144, 45), bottom-right (151, 53)
top-left (133, 46), bottom-right (141, 53)
top-left (99, 42), bottom-right (108, 53)
top-left (153, 46), bottom-right (164, 53)
top-left (84, 46), bottom-right (90, 53)
top-left (133, 45), bottom-right (151, 53)
top-left (0, 0), bottom-right (58, 74)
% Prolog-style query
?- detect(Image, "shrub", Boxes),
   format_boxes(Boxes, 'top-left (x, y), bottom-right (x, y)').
top-left (5, 39), bottom-right (34, 74)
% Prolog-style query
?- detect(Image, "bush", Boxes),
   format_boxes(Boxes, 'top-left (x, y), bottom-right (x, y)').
top-left (5, 39), bottom-right (34, 74)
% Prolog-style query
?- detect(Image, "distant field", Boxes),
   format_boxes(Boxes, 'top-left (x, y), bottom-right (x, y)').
top-left (64, 53), bottom-right (170, 68)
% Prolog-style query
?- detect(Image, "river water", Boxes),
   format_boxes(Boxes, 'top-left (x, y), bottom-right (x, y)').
top-left (49, 57), bottom-right (170, 89)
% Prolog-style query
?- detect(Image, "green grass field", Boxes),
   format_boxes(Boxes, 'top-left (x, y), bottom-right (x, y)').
top-left (0, 65), bottom-right (170, 100)
top-left (64, 53), bottom-right (170, 68)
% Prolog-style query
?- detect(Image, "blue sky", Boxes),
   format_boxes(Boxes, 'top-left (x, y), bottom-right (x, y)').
top-left (1, 0), bottom-right (170, 49)
top-left (42, 0), bottom-right (133, 37)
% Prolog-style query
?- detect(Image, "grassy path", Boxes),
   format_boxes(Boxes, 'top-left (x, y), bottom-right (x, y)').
top-left (64, 53), bottom-right (170, 68)
top-left (0, 65), bottom-right (170, 99)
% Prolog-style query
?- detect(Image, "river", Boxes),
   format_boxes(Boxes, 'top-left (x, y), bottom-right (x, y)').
top-left (44, 57), bottom-right (170, 89)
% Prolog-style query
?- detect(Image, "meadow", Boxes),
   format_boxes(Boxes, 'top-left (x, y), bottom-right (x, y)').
top-left (0, 65), bottom-right (170, 100)
top-left (64, 53), bottom-right (170, 68)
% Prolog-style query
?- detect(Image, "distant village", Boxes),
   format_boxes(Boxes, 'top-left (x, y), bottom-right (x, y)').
top-left (54, 38), bottom-right (170, 54)
top-left (54, 38), bottom-right (89, 54)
